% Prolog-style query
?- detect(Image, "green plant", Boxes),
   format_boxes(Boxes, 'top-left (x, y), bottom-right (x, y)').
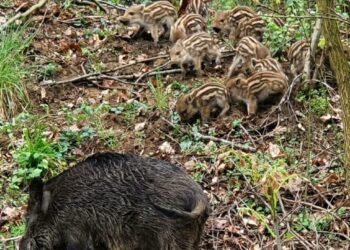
top-left (0, 25), bottom-right (32, 120)
top-left (149, 77), bottom-right (169, 111)
top-left (297, 88), bottom-right (330, 116)
top-left (293, 211), bottom-right (331, 232)
top-left (262, 17), bottom-right (291, 56)
top-left (10, 222), bottom-right (26, 236)
top-left (192, 172), bottom-right (204, 183)
top-left (63, 0), bottom-right (73, 8)
top-left (171, 80), bottom-right (190, 93)
top-left (111, 100), bottom-right (148, 123)
top-left (11, 125), bottom-right (63, 187)
top-left (40, 63), bottom-right (61, 77)
top-left (210, 0), bottom-right (237, 10)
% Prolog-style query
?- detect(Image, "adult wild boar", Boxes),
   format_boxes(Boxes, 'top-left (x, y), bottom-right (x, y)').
top-left (20, 152), bottom-right (209, 250)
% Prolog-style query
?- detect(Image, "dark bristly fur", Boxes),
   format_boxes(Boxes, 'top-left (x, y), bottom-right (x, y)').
top-left (20, 152), bottom-right (209, 250)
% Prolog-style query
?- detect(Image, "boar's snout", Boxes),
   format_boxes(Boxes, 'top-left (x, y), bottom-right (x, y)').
top-left (213, 27), bottom-right (221, 33)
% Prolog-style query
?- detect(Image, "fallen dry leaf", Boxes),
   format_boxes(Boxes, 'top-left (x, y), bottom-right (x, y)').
top-left (297, 123), bottom-right (306, 132)
top-left (242, 217), bottom-right (258, 227)
top-left (40, 87), bottom-right (47, 99)
top-left (271, 126), bottom-right (288, 136)
top-left (1, 207), bottom-right (22, 222)
top-left (184, 160), bottom-right (196, 171)
top-left (214, 219), bottom-right (228, 229)
top-left (158, 141), bottom-right (175, 155)
top-left (284, 176), bottom-right (303, 193)
top-left (134, 122), bottom-right (146, 132)
top-left (268, 142), bottom-right (281, 159)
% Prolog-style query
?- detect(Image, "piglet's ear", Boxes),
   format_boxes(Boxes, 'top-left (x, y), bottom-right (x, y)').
top-left (251, 58), bottom-right (258, 66)
top-left (186, 95), bottom-right (193, 104)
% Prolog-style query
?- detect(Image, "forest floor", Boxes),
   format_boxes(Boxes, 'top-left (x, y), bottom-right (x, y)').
top-left (0, 1), bottom-right (350, 249)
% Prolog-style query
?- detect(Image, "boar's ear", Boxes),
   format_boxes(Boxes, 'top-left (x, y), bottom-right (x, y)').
top-left (28, 178), bottom-right (44, 214)
top-left (29, 178), bottom-right (43, 203)
top-left (29, 178), bottom-right (51, 213)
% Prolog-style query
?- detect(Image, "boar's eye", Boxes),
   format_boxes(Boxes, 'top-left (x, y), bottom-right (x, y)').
top-left (175, 51), bottom-right (181, 55)
top-left (220, 19), bottom-right (224, 23)
top-left (129, 12), bottom-right (134, 15)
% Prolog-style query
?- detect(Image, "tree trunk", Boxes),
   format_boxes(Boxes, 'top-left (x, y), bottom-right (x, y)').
top-left (317, 0), bottom-right (350, 194)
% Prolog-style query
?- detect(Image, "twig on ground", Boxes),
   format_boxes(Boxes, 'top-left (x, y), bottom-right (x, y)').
top-left (256, 4), bottom-right (284, 15)
top-left (104, 55), bottom-right (169, 74)
top-left (192, 132), bottom-right (257, 152)
top-left (1, 0), bottom-right (49, 29)
top-left (282, 197), bottom-right (346, 223)
top-left (0, 4), bottom-right (14, 9)
top-left (318, 231), bottom-right (350, 241)
top-left (134, 61), bottom-right (171, 84)
top-left (239, 124), bottom-right (257, 149)
top-left (73, 0), bottom-right (107, 12)
top-left (161, 118), bottom-right (257, 153)
top-left (303, 18), bottom-right (322, 83)
top-left (259, 14), bottom-right (350, 25)
top-left (0, 235), bottom-right (22, 243)
top-left (277, 74), bottom-right (302, 109)
top-left (290, 229), bottom-right (315, 249)
top-left (306, 182), bottom-right (340, 211)
top-left (98, 74), bottom-right (140, 85)
top-left (40, 55), bottom-right (169, 86)
top-left (88, 0), bottom-right (107, 12)
top-left (99, 0), bottom-right (126, 10)
top-left (57, 16), bottom-right (107, 24)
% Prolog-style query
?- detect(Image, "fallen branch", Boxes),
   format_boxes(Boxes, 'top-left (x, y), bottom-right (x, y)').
top-left (99, 0), bottom-right (126, 10)
top-left (134, 61), bottom-right (171, 84)
top-left (104, 55), bottom-right (169, 74)
top-left (260, 14), bottom-right (350, 25)
top-left (192, 132), bottom-right (257, 152)
top-left (0, 235), bottom-right (22, 243)
top-left (161, 118), bottom-right (257, 153)
top-left (0, 4), bottom-right (14, 9)
top-left (73, 0), bottom-right (107, 13)
top-left (40, 55), bottom-right (169, 86)
top-left (303, 18), bottom-right (322, 83)
top-left (0, 0), bottom-right (49, 29)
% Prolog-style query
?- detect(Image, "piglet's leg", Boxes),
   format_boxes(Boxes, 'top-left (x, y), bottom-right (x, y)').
top-left (218, 102), bottom-right (230, 118)
top-left (194, 57), bottom-right (204, 77)
top-left (200, 106), bottom-right (212, 122)
top-left (227, 63), bottom-right (236, 78)
top-left (150, 25), bottom-right (161, 45)
top-left (246, 96), bottom-right (258, 116)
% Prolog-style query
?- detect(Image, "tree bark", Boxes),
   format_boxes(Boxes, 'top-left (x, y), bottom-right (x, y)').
top-left (317, 0), bottom-right (350, 194)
